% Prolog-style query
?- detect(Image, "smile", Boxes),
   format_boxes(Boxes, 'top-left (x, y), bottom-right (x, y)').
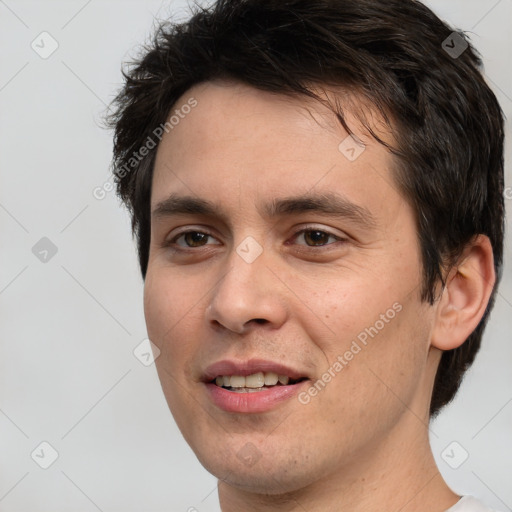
top-left (212, 372), bottom-right (307, 393)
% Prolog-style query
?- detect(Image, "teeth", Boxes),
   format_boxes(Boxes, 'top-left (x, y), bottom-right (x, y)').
top-left (214, 372), bottom-right (295, 388)
top-left (229, 388), bottom-right (271, 393)
top-left (264, 372), bottom-right (279, 386)
top-left (245, 372), bottom-right (265, 388)
top-left (229, 375), bottom-right (246, 388)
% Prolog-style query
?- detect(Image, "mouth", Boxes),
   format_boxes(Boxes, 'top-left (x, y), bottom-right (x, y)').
top-left (201, 359), bottom-right (311, 412)
top-left (209, 372), bottom-right (309, 393)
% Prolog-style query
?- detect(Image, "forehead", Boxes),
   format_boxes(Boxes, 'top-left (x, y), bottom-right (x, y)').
top-left (151, 81), bottom-right (403, 220)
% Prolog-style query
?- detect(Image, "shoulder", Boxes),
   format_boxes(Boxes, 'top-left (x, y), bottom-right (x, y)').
top-left (446, 496), bottom-right (499, 512)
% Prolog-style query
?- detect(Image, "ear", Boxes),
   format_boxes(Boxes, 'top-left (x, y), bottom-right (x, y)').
top-left (431, 235), bottom-right (495, 351)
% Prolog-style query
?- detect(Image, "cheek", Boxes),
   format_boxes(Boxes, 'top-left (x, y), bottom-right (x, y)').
top-left (144, 271), bottom-right (201, 422)
top-left (145, 268), bottom-right (192, 329)
top-left (301, 277), bottom-right (396, 354)
top-left (342, 302), bottom-right (430, 410)
top-left (307, 276), bottom-right (431, 409)
top-left (143, 270), bottom-right (198, 365)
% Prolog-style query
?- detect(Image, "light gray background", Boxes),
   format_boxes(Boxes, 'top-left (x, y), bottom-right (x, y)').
top-left (0, 1), bottom-right (511, 511)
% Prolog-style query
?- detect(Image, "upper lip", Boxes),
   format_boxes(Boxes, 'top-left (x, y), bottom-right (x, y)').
top-left (202, 359), bottom-right (310, 382)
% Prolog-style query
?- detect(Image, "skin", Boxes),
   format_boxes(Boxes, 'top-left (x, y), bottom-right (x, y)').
top-left (144, 81), bottom-right (495, 512)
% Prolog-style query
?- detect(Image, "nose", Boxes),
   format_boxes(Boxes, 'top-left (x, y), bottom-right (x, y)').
top-left (205, 242), bottom-right (288, 334)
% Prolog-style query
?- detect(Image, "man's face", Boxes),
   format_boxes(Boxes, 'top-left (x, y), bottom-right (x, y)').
top-left (145, 81), bottom-right (439, 493)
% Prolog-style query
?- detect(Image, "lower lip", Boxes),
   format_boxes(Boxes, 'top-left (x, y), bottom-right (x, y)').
top-left (204, 381), bottom-right (308, 413)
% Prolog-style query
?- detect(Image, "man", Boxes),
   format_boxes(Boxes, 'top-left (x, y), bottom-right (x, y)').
top-left (107, 0), bottom-right (505, 510)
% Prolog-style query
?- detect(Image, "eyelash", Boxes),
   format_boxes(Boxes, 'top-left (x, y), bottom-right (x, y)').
top-left (165, 227), bottom-right (346, 251)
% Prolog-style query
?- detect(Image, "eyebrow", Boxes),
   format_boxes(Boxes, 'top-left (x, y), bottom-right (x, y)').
top-left (152, 192), bottom-right (377, 230)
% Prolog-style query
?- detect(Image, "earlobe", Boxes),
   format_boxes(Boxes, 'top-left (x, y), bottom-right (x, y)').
top-left (430, 235), bottom-right (495, 351)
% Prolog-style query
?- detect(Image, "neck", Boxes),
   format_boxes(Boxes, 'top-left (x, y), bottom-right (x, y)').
top-left (217, 411), bottom-right (459, 512)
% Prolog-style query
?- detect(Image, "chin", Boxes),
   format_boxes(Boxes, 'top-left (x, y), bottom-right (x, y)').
top-left (191, 439), bottom-right (321, 495)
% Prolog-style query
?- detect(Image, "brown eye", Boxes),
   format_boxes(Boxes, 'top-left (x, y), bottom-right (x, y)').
top-left (303, 230), bottom-right (331, 246)
top-left (183, 232), bottom-right (209, 247)
top-left (294, 229), bottom-right (341, 247)
top-left (170, 231), bottom-right (221, 248)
